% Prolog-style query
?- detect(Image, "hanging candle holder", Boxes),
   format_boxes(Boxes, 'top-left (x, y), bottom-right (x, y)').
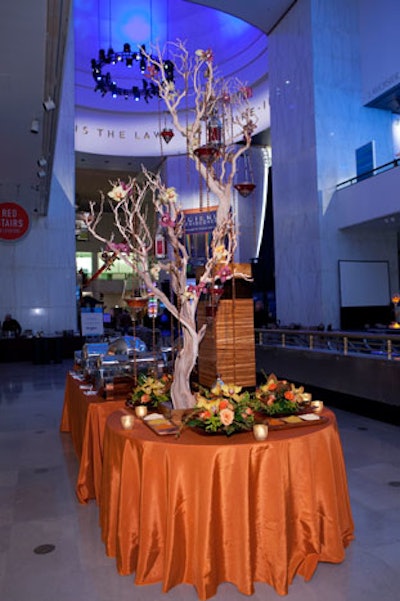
top-left (155, 219), bottom-right (166, 258)
top-left (234, 182), bottom-right (256, 197)
top-left (194, 144), bottom-right (219, 165)
top-left (234, 150), bottom-right (256, 197)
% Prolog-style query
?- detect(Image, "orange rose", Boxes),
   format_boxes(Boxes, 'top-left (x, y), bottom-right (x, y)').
top-left (200, 410), bottom-right (211, 419)
top-left (219, 400), bottom-right (229, 410)
top-left (140, 393), bottom-right (151, 403)
top-left (268, 382), bottom-right (278, 391)
top-left (284, 391), bottom-right (295, 401)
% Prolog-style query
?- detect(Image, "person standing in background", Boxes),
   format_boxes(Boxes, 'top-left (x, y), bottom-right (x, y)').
top-left (2, 314), bottom-right (22, 337)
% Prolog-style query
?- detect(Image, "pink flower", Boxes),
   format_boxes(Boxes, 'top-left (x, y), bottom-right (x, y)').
top-left (195, 48), bottom-right (214, 62)
top-left (219, 408), bottom-right (234, 426)
top-left (146, 64), bottom-right (158, 78)
top-left (240, 86), bottom-right (253, 99)
top-left (108, 242), bottom-right (130, 253)
top-left (196, 281), bottom-right (207, 295)
top-left (161, 213), bottom-right (175, 227)
top-left (217, 265), bottom-right (232, 283)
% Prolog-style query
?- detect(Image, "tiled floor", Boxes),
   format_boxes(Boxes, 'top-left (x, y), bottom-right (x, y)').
top-left (0, 361), bottom-right (399, 601)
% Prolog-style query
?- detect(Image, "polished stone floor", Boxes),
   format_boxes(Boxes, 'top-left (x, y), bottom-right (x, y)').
top-left (0, 361), bottom-right (399, 601)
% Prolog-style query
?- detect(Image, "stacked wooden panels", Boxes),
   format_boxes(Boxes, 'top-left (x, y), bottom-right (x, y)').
top-left (197, 298), bottom-right (256, 388)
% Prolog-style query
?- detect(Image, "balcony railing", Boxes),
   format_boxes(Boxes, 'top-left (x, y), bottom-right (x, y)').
top-left (336, 157), bottom-right (400, 190)
top-left (255, 328), bottom-right (400, 361)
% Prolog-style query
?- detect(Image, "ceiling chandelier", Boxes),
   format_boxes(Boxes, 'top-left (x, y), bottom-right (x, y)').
top-left (91, 0), bottom-right (174, 103)
top-left (91, 44), bottom-right (174, 102)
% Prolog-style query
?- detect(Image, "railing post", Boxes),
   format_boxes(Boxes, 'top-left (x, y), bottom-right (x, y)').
top-left (387, 339), bottom-right (392, 360)
top-left (309, 334), bottom-right (314, 350)
top-left (281, 333), bottom-right (286, 348)
top-left (343, 336), bottom-right (348, 355)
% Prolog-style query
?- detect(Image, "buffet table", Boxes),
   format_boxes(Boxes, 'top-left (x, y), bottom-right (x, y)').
top-left (99, 408), bottom-right (354, 598)
top-left (60, 373), bottom-right (126, 503)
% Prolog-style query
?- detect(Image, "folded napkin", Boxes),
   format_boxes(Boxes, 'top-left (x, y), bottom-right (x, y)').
top-left (299, 413), bottom-right (320, 421)
top-left (144, 413), bottom-right (165, 421)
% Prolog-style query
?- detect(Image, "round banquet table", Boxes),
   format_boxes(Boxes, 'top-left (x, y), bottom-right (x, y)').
top-left (99, 408), bottom-right (354, 599)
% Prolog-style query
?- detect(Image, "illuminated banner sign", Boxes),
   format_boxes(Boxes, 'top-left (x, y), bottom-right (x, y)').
top-left (74, 88), bottom-right (269, 157)
top-left (0, 202), bottom-right (30, 241)
top-left (184, 207), bottom-right (217, 234)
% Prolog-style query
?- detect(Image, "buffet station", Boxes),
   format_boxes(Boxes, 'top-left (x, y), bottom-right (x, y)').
top-left (74, 336), bottom-right (171, 399)
top-left (60, 353), bottom-right (354, 597)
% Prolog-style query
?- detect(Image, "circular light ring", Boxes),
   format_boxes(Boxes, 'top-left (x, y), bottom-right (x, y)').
top-left (91, 45), bottom-right (174, 102)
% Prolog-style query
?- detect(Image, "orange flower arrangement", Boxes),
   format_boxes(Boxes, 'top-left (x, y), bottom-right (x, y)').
top-left (126, 372), bottom-right (173, 409)
top-left (254, 372), bottom-right (304, 416)
top-left (182, 381), bottom-right (255, 436)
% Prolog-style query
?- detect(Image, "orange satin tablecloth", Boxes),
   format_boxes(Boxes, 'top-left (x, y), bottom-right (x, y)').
top-left (99, 408), bottom-right (354, 598)
top-left (60, 373), bottom-right (126, 503)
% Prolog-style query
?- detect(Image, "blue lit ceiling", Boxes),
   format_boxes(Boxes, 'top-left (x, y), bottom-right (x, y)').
top-left (74, 0), bottom-right (269, 115)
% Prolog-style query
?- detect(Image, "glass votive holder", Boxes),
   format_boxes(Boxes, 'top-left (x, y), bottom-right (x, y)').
top-left (301, 392), bottom-right (312, 404)
top-left (135, 405), bottom-right (148, 419)
top-left (253, 424), bottom-right (269, 441)
top-left (120, 414), bottom-right (135, 430)
top-left (311, 400), bottom-right (324, 412)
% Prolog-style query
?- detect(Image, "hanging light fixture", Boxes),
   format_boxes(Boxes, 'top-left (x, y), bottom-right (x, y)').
top-left (234, 182), bottom-right (256, 197)
top-left (193, 144), bottom-right (219, 165)
top-left (91, 1), bottom-right (174, 103)
top-left (234, 150), bottom-right (256, 197)
top-left (194, 107), bottom-right (223, 164)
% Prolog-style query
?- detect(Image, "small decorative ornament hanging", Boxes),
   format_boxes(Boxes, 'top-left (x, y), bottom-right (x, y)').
top-left (234, 182), bottom-right (256, 197)
top-left (161, 127), bottom-right (174, 144)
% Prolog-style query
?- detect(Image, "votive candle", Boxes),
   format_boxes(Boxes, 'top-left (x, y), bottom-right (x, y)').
top-left (120, 414), bottom-right (135, 429)
top-left (135, 405), bottom-right (148, 418)
top-left (311, 400), bottom-right (324, 412)
top-left (253, 424), bottom-right (269, 441)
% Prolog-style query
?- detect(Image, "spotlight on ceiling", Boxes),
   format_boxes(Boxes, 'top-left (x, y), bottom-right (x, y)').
top-left (37, 169), bottom-right (46, 179)
top-left (132, 86), bottom-right (140, 101)
top-left (37, 157), bottom-right (47, 167)
top-left (43, 97), bottom-right (56, 111)
top-left (30, 119), bottom-right (40, 134)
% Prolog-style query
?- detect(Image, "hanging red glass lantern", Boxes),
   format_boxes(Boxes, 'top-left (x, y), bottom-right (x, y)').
top-left (161, 127), bottom-right (174, 144)
top-left (194, 144), bottom-right (219, 165)
top-left (234, 182), bottom-right (256, 197)
top-left (235, 150), bottom-right (256, 196)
